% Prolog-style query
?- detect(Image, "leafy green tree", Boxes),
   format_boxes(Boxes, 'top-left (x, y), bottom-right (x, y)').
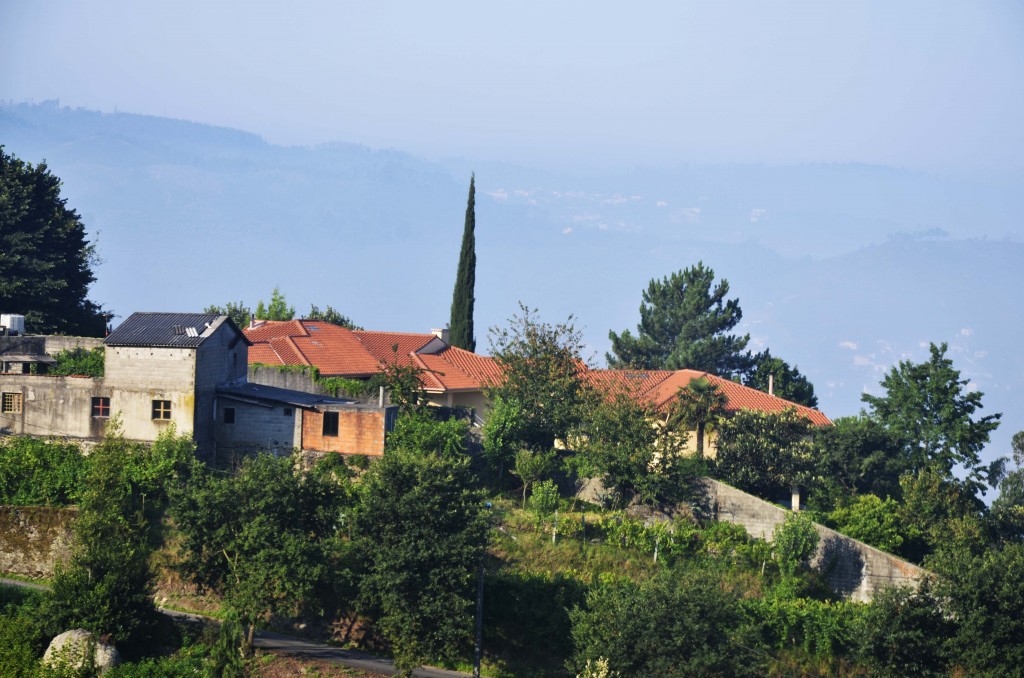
top-left (481, 395), bottom-right (526, 486)
top-left (171, 453), bottom-right (347, 653)
top-left (808, 415), bottom-right (906, 510)
top-left (583, 385), bottom-right (692, 507)
top-left (772, 512), bottom-right (820, 578)
top-left (307, 304), bottom-right (360, 329)
top-left (713, 409), bottom-right (814, 502)
top-left (989, 431), bottom-right (1024, 540)
top-left (569, 568), bottom-right (760, 677)
top-left (203, 301), bottom-right (252, 328)
top-left (0, 146), bottom-right (106, 336)
top-left (42, 427), bottom-right (159, 647)
top-left (669, 376), bottom-right (727, 459)
top-left (932, 542), bottom-right (1024, 674)
top-left (861, 342), bottom-right (1000, 498)
top-left (254, 286), bottom-right (295, 321)
top-left (743, 348), bottom-right (818, 408)
top-left (857, 583), bottom-right (952, 678)
top-left (896, 466), bottom-right (985, 562)
top-left (370, 352), bottom-right (427, 415)
top-left (488, 303), bottom-right (596, 451)
top-left (512, 448), bottom-right (556, 509)
top-left (449, 174), bottom-right (476, 351)
top-left (607, 263), bottom-right (752, 377)
top-left (356, 446), bottom-right (486, 677)
top-left (827, 494), bottom-right (904, 554)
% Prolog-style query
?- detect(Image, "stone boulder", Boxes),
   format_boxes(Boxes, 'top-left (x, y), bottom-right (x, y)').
top-left (43, 629), bottom-right (121, 674)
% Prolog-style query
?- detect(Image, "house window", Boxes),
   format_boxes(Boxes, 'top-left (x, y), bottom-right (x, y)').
top-left (224, 407), bottom-right (236, 424)
top-left (1, 392), bottom-right (23, 414)
top-left (322, 411), bottom-right (339, 437)
top-left (91, 397), bottom-right (110, 418)
top-left (152, 400), bottom-right (172, 420)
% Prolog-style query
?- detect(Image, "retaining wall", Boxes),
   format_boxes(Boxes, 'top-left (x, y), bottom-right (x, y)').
top-left (697, 478), bottom-right (926, 602)
top-left (0, 505), bottom-right (76, 578)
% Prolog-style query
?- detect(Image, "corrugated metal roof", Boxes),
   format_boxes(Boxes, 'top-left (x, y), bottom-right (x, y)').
top-left (216, 383), bottom-right (382, 411)
top-left (105, 312), bottom-right (235, 348)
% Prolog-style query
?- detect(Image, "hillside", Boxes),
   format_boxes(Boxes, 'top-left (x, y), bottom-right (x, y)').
top-left (2, 101), bottom-right (1021, 465)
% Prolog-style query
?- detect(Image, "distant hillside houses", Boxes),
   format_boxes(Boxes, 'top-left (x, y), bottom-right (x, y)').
top-left (1, 311), bottom-right (830, 460)
top-left (244, 318), bottom-right (831, 457)
top-left (0, 312), bottom-right (394, 460)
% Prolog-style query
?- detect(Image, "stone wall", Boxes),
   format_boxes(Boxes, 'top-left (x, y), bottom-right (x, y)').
top-left (697, 478), bottom-right (926, 602)
top-left (0, 506), bottom-right (76, 578)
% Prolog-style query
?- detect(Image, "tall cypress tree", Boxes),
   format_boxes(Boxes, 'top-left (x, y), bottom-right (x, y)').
top-left (449, 174), bottom-right (476, 351)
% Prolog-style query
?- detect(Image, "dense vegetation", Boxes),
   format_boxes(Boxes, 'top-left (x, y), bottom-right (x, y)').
top-left (2, 262), bottom-right (1023, 675)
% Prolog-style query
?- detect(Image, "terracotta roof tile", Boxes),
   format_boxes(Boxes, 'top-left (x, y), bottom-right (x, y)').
top-left (632, 368), bottom-right (832, 426)
top-left (353, 331), bottom-right (436, 367)
top-left (248, 343), bottom-right (284, 366)
top-left (244, 320), bottom-right (307, 343)
top-left (244, 321), bottom-right (831, 424)
top-left (415, 347), bottom-right (501, 391)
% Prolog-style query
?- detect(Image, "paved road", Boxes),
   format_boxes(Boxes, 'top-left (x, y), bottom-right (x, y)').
top-left (2, 578), bottom-right (473, 678)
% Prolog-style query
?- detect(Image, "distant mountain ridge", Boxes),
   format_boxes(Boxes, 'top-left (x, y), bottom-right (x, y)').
top-left (2, 101), bottom-right (1021, 471)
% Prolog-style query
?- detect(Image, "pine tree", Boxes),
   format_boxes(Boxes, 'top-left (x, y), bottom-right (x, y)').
top-left (448, 175), bottom-right (476, 351)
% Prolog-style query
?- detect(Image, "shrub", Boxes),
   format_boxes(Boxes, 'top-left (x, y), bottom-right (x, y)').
top-left (531, 479), bottom-right (560, 516)
top-left (827, 494), bottom-right (904, 553)
top-left (50, 347), bottom-right (104, 377)
top-left (0, 437), bottom-right (89, 506)
top-left (773, 512), bottom-right (820, 577)
top-left (569, 567), bottom-right (762, 677)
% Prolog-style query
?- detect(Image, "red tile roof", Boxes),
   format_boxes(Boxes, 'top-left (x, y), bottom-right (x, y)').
top-left (353, 331), bottom-right (436, 368)
top-left (588, 368), bottom-right (832, 426)
top-left (243, 321), bottom-right (499, 390)
top-left (243, 321), bottom-right (830, 424)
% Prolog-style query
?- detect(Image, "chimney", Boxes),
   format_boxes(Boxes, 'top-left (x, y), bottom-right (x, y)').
top-left (431, 327), bottom-right (450, 344)
top-left (768, 374), bottom-right (774, 396)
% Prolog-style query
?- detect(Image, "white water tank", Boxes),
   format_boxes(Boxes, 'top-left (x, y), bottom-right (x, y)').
top-left (0, 314), bottom-right (26, 335)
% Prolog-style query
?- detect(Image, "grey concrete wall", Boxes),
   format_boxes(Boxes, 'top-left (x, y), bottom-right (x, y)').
top-left (1, 375), bottom-right (111, 439)
top-left (194, 326), bottom-right (248, 453)
top-left (0, 506), bottom-right (76, 578)
top-left (43, 336), bottom-right (104, 355)
top-left (697, 478), bottom-right (926, 602)
top-left (248, 365), bottom-right (331, 396)
top-left (0, 374), bottom-right (196, 443)
top-left (214, 399), bottom-right (300, 455)
top-left (103, 346), bottom-right (196, 441)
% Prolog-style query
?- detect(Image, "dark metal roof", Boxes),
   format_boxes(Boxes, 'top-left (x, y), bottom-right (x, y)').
top-left (216, 383), bottom-right (375, 410)
top-left (105, 312), bottom-right (238, 348)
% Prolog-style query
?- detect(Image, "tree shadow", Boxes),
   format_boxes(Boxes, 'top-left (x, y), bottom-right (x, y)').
top-left (815, 534), bottom-right (865, 599)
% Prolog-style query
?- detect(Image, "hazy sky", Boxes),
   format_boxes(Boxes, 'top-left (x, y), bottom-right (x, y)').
top-left (3, 1), bottom-right (1023, 174)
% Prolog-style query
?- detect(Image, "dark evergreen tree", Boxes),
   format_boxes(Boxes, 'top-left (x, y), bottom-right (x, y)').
top-left (743, 348), bottom-right (818, 408)
top-left (448, 174), bottom-right (476, 351)
top-left (607, 263), bottom-right (752, 377)
top-left (0, 146), bottom-right (106, 335)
